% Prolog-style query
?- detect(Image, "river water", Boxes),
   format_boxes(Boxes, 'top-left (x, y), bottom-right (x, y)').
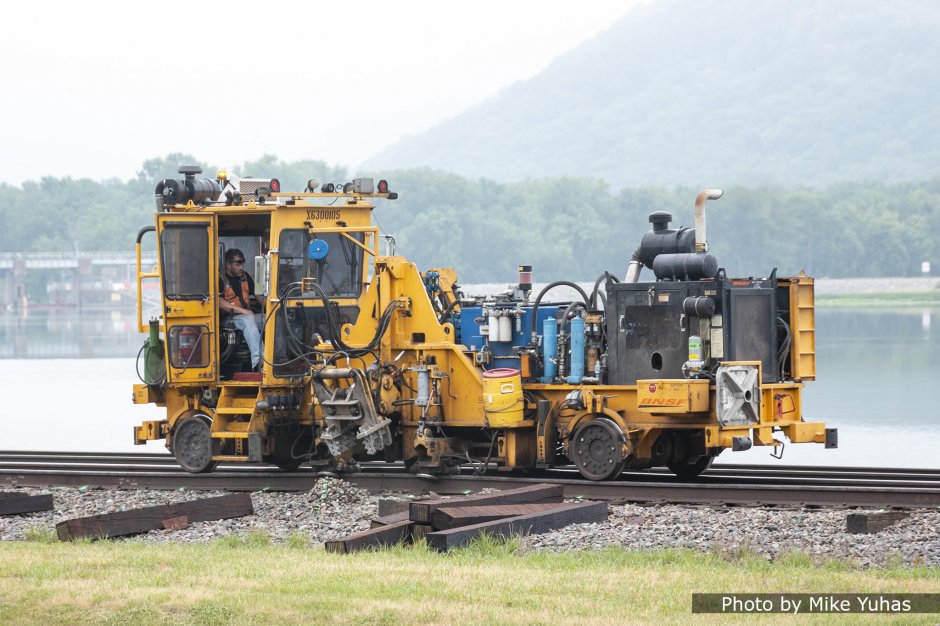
top-left (0, 306), bottom-right (937, 469)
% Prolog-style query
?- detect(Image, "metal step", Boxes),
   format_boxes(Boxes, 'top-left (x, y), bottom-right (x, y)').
top-left (212, 432), bottom-right (250, 439)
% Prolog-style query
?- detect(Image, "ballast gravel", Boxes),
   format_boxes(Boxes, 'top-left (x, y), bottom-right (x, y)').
top-left (1, 479), bottom-right (937, 568)
top-left (519, 504), bottom-right (940, 568)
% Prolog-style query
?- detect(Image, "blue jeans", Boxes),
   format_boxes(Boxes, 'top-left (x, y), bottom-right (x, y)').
top-left (233, 313), bottom-right (263, 368)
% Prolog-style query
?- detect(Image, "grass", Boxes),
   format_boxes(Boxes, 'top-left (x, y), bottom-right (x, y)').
top-left (0, 537), bottom-right (937, 625)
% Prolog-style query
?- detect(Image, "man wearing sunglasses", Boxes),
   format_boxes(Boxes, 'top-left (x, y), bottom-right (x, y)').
top-left (220, 248), bottom-right (263, 370)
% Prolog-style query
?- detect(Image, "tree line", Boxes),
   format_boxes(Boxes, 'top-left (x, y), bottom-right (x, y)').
top-left (1, 154), bottom-right (937, 284)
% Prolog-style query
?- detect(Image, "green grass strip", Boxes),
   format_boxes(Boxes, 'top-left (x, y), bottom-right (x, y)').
top-left (0, 539), bottom-right (936, 625)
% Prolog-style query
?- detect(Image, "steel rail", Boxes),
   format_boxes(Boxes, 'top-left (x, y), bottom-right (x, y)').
top-left (2, 452), bottom-right (937, 479)
top-left (1, 468), bottom-right (939, 509)
top-left (0, 460), bottom-right (938, 489)
top-left (0, 452), bottom-right (938, 508)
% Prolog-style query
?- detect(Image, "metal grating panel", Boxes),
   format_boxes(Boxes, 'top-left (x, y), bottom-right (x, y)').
top-left (237, 178), bottom-right (273, 197)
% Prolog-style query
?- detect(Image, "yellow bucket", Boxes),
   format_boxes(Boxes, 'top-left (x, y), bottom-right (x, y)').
top-left (482, 368), bottom-right (524, 427)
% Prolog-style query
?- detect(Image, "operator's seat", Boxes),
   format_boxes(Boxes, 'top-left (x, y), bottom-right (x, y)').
top-left (219, 314), bottom-right (252, 379)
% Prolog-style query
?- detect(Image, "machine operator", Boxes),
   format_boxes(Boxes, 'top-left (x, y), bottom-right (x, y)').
top-left (220, 248), bottom-right (264, 370)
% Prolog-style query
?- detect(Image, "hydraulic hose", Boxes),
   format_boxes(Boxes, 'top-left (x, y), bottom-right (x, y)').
top-left (590, 271), bottom-right (619, 309)
top-left (529, 281), bottom-right (590, 342)
top-left (439, 298), bottom-right (461, 323)
top-left (560, 301), bottom-right (587, 330)
top-left (301, 281), bottom-right (401, 356)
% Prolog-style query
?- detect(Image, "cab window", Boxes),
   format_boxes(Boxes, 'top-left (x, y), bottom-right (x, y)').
top-left (161, 222), bottom-right (210, 300)
top-left (277, 229), bottom-right (364, 298)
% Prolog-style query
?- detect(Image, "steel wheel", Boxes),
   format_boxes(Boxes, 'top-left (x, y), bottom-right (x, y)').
top-left (570, 417), bottom-right (626, 481)
top-left (171, 414), bottom-right (218, 474)
top-left (269, 430), bottom-right (314, 472)
top-left (273, 458), bottom-right (302, 472)
top-left (667, 454), bottom-right (715, 480)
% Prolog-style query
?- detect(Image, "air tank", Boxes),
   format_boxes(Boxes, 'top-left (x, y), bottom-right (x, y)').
top-left (567, 317), bottom-right (585, 384)
top-left (652, 252), bottom-right (718, 281)
top-left (540, 317), bottom-right (558, 383)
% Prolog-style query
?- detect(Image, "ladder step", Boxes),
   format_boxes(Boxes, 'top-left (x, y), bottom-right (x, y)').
top-left (211, 455), bottom-right (250, 462)
top-left (217, 397), bottom-right (257, 408)
top-left (212, 432), bottom-right (250, 439)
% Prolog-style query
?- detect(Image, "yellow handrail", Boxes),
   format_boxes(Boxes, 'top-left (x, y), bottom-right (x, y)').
top-left (136, 241), bottom-right (160, 333)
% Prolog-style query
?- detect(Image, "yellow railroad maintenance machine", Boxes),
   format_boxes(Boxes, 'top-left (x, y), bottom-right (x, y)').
top-left (132, 167), bottom-right (836, 479)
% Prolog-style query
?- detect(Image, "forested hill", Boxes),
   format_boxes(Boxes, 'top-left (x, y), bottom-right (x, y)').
top-left (364, 0), bottom-right (940, 188)
top-left (1, 156), bottom-right (938, 283)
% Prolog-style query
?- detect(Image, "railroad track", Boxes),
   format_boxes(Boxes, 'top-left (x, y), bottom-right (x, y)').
top-left (0, 451), bottom-right (938, 509)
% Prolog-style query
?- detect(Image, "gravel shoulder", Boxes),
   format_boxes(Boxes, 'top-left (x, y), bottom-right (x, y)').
top-left (2, 481), bottom-right (937, 568)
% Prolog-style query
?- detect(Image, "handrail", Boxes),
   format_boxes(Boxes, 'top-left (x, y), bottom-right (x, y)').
top-left (136, 227), bottom-right (159, 333)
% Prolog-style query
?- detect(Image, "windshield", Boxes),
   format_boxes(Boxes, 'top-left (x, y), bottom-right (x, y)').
top-left (277, 229), bottom-right (364, 298)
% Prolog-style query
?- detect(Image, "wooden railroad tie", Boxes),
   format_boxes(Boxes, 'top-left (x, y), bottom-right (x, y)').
top-left (409, 483), bottom-right (564, 524)
top-left (846, 511), bottom-right (910, 534)
top-left (430, 503), bottom-right (573, 531)
top-left (325, 520), bottom-right (427, 554)
top-left (377, 497), bottom-right (422, 517)
top-left (426, 502), bottom-right (609, 552)
top-left (55, 493), bottom-right (254, 541)
top-left (327, 483), bottom-right (606, 554)
top-left (0, 492), bottom-right (54, 516)
top-left (370, 511), bottom-right (410, 528)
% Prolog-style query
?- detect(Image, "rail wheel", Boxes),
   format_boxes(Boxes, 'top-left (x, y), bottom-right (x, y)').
top-left (570, 417), bottom-right (626, 481)
top-left (272, 454), bottom-right (303, 472)
top-left (171, 414), bottom-right (218, 474)
top-left (270, 430), bottom-right (314, 472)
top-left (667, 454), bottom-right (715, 480)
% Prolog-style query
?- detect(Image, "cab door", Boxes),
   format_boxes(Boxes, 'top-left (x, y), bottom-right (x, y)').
top-left (157, 213), bottom-right (218, 384)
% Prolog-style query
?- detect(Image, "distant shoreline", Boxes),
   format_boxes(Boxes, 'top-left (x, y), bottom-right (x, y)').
top-left (463, 277), bottom-right (940, 299)
top-left (815, 277), bottom-right (940, 306)
top-left (815, 277), bottom-right (939, 295)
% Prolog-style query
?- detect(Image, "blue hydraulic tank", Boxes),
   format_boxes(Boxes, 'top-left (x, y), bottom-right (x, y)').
top-left (541, 317), bottom-right (558, 383)
top-left (456, 304), bottom-right (562, 371)
top-left (567, 316), bottom-right (585, 384)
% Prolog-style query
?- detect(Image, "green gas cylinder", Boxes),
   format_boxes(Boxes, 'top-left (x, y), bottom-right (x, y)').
top-left (143, 319), bottom-right (166, 386)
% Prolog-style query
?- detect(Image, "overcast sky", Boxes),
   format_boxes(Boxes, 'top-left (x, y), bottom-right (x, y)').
top-left (0, 1), bottom-right (642, 185)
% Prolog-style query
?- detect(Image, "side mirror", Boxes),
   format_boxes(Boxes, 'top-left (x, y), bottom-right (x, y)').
top-left (254, 255), bottom-right (269, 295)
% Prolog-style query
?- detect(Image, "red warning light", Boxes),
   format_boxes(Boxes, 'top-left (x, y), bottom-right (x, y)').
top-left (648, 384), bottom-right (657, 393)
top-left (270, 178), bottom-right (281, 193)
top-left (377, 179), bottom-right (389, 194)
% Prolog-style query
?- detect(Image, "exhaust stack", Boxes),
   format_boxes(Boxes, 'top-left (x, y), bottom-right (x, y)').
top-left (694, 189), bottom-right (723, 253)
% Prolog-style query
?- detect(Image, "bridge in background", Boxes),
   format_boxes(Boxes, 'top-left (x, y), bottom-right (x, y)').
top-left (1, 251), bottom-right (158, 309)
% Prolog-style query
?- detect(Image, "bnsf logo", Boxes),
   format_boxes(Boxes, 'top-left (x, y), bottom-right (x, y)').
top-left (641, 397), bottom-right (684, 406)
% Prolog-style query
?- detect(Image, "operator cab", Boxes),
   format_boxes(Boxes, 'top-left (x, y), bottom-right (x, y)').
top-left (149, 167), bottom-right (388, 386)
top-left (218, 212), bottom-right (270, 379)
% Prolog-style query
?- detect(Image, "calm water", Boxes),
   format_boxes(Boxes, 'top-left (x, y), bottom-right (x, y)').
top-left (1, 306), bottom-right (937, 468)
